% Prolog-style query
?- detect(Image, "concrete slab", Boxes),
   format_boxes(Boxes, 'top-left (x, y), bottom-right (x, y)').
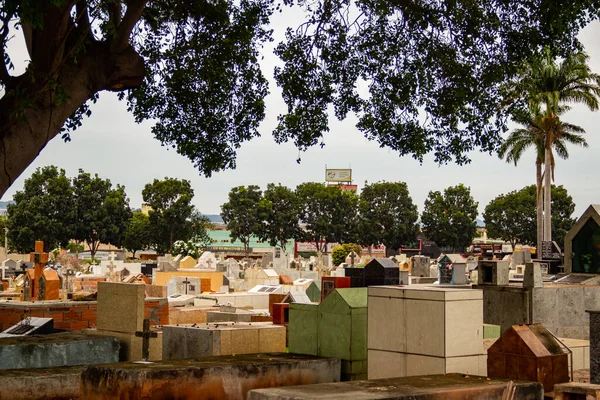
top-left (0, 365), bottom-right (84, 400)
top-left (0, 332), bottom-right (119, 370)
top-left (80, 353), bottom-right (341, 400)
top-left (246, 374), bottom-right (543, 399)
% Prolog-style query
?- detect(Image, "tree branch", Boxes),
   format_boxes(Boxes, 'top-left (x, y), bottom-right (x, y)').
top-left (113, 0), bottom-right (147, 53)
top-left (108, 0), bottom-right (122, 27)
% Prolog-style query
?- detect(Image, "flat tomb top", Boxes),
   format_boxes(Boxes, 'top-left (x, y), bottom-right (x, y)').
top-left (0, 332), bottom-right (119, 346)
top-left (164, 322), bottom-right (283, 331)
top-left (247, 374), bottom-right (542, 399)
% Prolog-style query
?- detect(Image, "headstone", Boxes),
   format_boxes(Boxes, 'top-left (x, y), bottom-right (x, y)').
top-left (167, 276), bottom-right (202, 296)
top-left (411, 256), bottom-right (430, 277)
top-left (97, 282), bottom-right (145, 333)
top-left (197, 251), bottom-right (218, 270)
top-left (399, 270), bottom-right (409, 285)
top-left (179, 256), bottom-right (197, 269)
top-left (523, 261), bottom-right (543, 288)
top-left (542, 241), bottom-right (562, 260)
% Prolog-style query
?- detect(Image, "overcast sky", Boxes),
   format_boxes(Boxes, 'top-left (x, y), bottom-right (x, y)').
top-left (2, 12), bottom-right (600, 219)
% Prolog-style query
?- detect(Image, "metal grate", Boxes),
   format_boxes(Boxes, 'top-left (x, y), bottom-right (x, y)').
top-left (6, 324), bottom-right (34, 335)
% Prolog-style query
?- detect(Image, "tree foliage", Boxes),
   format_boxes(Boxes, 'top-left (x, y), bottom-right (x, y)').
top-left (295, 183), bottom-right (359, 253)
top-left (331, 243), bottom-right (361, 267)
top-left (2, 0), bottom-right (599, 195)
top-left (484, 185), bottom-right (575, 249)
top-left (122, 211), bottom-right (151, 259)
top-left (6, 166), bottom-right (76, 252)
top-left (421, 184), bottom-right (479, 250)
top-left (72, 169), bottom-right (131, 259)
top-left (258, 183), bottom-right (301, 251)
top-left (358, 182), bottom-right (419, 253)
top-left (221, 185), bottom-right (263, 253)
top-left (142, 177), bottom-right (196, 253)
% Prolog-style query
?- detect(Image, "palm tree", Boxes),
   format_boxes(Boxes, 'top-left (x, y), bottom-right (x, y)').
top-left (513, 50), bottom-right (600, 244)
top-left (499, 106), bottom-right (588, 253)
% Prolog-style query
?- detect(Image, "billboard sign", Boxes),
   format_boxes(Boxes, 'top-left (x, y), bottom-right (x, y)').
top-left (325, 169), bottom-right (352, 182)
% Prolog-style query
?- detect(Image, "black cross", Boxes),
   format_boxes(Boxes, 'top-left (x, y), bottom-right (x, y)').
top-left (182, 278), bottom-right (191, 295)
top-left (134, 319), bottom-right (157, 361)
top-left (20, 264), bottom-right (27, 276)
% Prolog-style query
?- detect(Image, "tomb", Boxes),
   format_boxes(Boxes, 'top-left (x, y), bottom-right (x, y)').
top-left (0, 332), bottom-right (119, 370)
top-left (321, 276), bottom-right (351, 300)
top-left (22, 241), bottom-right (60, 301)
top-left (289, 288), bottom-right (368, 381)
top-left (166, 276), bottom-right (207, 296)
top-left (154, 270), bottom-right (223, 291)
top-left (477, 260), bottom-right (510, 285)
top-left (196, 251), bottom-right (218, 269)
top-left (410, 255), bottom-right (430, 277)
top-left (179, 255), bottom-right (197, 269)
top-left (364, 258), bottom-right (400, 286)
top-left (437, 254), bottom-right (467, 284)
top-left (246, 268), bottom-right (280, 288)
top-left (367, 286), bottom-right (486, 379)
top-left (0, 317), bottom-right (54, 338)
top-left (564, 204), bottom-right (600, 273)
top-left (86, 282), bottom-right (162, 361)
top-left (162, 322), bottom-right (286, 359)
top-left (246, 374), bottom-right (544, 400)
top-left (80, 354), bottom-right (341, 400)
top-left (487, 323), bottom-right (570, 392)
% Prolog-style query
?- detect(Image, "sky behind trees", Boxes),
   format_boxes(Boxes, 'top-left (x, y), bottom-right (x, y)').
top-left (2, 12), bottom-right (600, 219)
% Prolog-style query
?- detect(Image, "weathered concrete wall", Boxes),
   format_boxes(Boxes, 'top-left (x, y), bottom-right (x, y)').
top-left (0, 332), bottom-right (119, 370)
top-left (246, 373), bottom-right (544, 400)
top-left (479, 284), bottom-right (600, 340)
top-left (478, 285), bottom-right (531, 335)
top-left (80, 353), bottom-right (341, 400)
top-left (0, 365), bottom-right (83, 400)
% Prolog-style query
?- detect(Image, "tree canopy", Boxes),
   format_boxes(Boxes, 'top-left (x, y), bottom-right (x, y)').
top-left (122, 211), bottom-right (151, 259)
top-left (258, 183), bottom-right (301, 251)
top-left (141, 177), bottom-right (196, 253)
top-left (483, 185), bottom-right (576, 249)
top-left (6, 166), bottom-right (76, 252)
top-left (2, 0), bottom-right (599, 195)
top-left (72, 169), bottom-right (132, 259)
top-left (221, 185), bottom-right (263, 253)
top-left (358, 181), bottom-right (419, 253)
top-left (421, 184), bottom-right (479, 251)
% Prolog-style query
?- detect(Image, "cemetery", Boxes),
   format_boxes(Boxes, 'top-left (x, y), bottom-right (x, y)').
top-left (4, 202), bottom-right (600, 399)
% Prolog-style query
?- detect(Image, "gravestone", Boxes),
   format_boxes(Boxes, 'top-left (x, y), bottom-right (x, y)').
top-left (523, 262), bottom-right (543, 288)
top-left (97, 282), bottom-right (145, 333)
top-left (364, 258), bottom-right (400, 286)
top-left (399, 270), bottom-right (409, 285)
top-left (179, 256), bottom-right (197, 269)
top-left (197, 251), bottom-right (218, 270)
top-left (411, 256), bottom-right (430, 277)
top-left (167, 276), bottom-right (202, 296)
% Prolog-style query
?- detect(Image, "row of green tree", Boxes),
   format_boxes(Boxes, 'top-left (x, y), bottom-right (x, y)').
top-left (221, 182), bottom-right (577, 254)
top-left (2, 168), bottom-right (211, 257)
top-left (221, 182), bottom-right (479, 254)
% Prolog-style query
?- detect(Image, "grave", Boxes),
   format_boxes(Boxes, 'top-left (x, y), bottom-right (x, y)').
top-left (80, 353), bottom-right (341, 400)
top-left (179, 255), bottom-right (197, 269)
top-left (246, 268), bottom-right (280, 288)
top-left (246, 374), bottom-right (544, 400)
top-left (154, 270), bottom-right (223, 291)
top-left (22, 241), bottom-right (60, 301)
top-left (364, 258), bottom-right (400, 287)
top-left (321, 276), bottom-right (351, 300)
top-left (487, 323), bottom-right (570, 392)
top-left (196, 251), bottom-right (218, 269)
top-left (206, 307), bottom-right (256, 323)
top-left (166, 276), bottom-right (205, 296)
top-left (523, 261), bottom-right (543, 288)
top-left (410, 255), bottom-right (430, 277)
top-left (367, 286), bottom-right (486, 379)
top-left (163, 322), bottom-right (286, 359)
top-left (477, 260), bottom-right (510, 285)
top-left (0, 332), bottom-right (119, 370)
top-left (0, 317), bottom-right (54, 338)
top-left (86, 282), bottom-right (162, 361)
top-left (289, 288), bottom-right (368, 381)
top-left (565, 205), bottom-right (600, 273)
top-left (437, 254), bottom-right (467, 284)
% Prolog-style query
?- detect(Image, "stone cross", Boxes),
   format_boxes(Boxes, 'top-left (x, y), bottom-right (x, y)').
top-left (108, 251), bottom-right (117, 263)
top-left (135, 318), bottom-right (157, 362)
top-left (182, 278), bottom-right (191, 295)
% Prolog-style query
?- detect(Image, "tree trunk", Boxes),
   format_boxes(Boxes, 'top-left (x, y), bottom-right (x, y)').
top-left (543, 147), bottom-right (552, 242)
top-left (0, 44), bottom-right (144, 196)
top-left (536, 158), bottom-right (543, 257)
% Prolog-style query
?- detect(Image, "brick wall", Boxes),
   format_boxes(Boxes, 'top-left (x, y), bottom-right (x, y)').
top-left (0, 298), bottom-right (169, 331)
top-left (74, 277), bottom-right (107, 291)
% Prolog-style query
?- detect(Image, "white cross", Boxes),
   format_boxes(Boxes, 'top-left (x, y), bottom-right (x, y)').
top-left (108, 252), bottom-right (117, 263)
